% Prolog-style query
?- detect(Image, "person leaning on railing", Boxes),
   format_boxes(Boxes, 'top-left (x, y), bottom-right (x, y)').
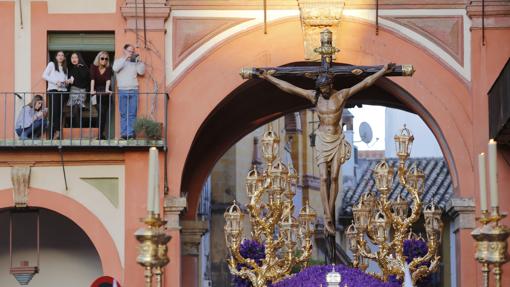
top-left (15, 95), bottom-right (48, 140)
top-left (67, 52), bottom-right (90, 125)
top-left (42, 50), bottom-right (70, 140)
top-left (112, 44), bottom-right (145, 140)
top-left (90, 51), bottom-right (113, 140)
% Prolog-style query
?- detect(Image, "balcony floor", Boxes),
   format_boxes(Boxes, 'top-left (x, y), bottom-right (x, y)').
top-left (0, 139), bottom-right (165, 148)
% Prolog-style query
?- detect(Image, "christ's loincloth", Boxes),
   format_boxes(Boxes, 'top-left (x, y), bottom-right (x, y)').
top-left (315, 131), bottom-right (352, 166)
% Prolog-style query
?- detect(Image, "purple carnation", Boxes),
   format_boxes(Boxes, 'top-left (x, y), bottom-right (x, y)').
top-left (397, 239), bottom-right (435, 287)
top-left (270, 264), bottom-right (400, 287)
top-left (233, 240), bottom-right (266, 287)
top-left (403, 239), bottom-right (428, 264)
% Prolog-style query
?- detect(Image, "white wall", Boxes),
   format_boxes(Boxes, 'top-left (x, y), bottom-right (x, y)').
top-left (0, 209), bottom-right (102, 286)
top-left (385, 107), bottom-right (443, 158)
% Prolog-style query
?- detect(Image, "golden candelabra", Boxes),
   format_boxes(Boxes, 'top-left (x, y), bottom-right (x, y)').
top-left (135, 212), bottom-right (171, 287)
top-left (345, 125), bottom-right (443, 284)
top-left (472, 209), bottom-right (510, 287)
top-left (224, 125), bottom-right (317, 287)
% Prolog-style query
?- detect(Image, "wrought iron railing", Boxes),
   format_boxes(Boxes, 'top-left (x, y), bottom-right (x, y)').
top-left (0, 92), bottom-right (168, 147)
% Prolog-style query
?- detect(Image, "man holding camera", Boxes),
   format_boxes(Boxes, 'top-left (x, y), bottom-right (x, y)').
top-left (113, 44), bottom-right (145, 139)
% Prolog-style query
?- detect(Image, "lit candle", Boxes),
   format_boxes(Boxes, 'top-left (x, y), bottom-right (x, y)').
top-left (154, 149), bottom-right (160, 215)
top-left (478, 153), bottom-right (487, 211)
top-left (488, 140), bottom-right (498, 208)
top-left (147, 147), bottom-right (157, 212)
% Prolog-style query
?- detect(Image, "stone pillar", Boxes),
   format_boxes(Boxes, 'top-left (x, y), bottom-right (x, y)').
top-left (446, 197), bottom-right (476, 233)
top-left (446, 197), bottom-right (476, 287)
top-left (163, 196), bottom-right (186, 287)
top-left (181, 220), bottom-right (208, 287)
top-left (164, 196), bottom-right (187, 230)
top-left (11, 165), bottom-right (31, 207)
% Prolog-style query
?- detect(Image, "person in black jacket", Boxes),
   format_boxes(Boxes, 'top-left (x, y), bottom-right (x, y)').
top-left (67, 52), bottom-right (89, 126)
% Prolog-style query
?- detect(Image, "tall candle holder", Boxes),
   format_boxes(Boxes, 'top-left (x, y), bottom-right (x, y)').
top-left (135, 147), bottom-right (170, 287)
top-left (135, 211), bottom-right (171, 287)
top-left (473, 141), bottom-right (509, 287)
top-left (472, 208), bottom-right (510, 287)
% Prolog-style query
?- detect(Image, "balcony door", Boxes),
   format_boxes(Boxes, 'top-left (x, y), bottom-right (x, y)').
top-left (47, 32), bottom-right (115, 139)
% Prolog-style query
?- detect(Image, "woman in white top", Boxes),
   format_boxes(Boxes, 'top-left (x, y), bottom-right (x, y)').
top-left (42, 50), bottom-right (69, 139)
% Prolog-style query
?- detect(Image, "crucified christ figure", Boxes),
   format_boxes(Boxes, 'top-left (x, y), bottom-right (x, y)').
top-left (257, 63), bottom-right (395, 235)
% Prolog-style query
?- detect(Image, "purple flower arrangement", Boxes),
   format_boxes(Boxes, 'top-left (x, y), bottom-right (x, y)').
top-left (388, 239), bottom-right (435, 287)
top-left (403, 238), bottom-right (429, 263)
top-left (233, 239), bottom-right (436, 287)
top-left (270, 264), bottom-right (400, 287)
top-left (233, 239), bottom-right (266, 287)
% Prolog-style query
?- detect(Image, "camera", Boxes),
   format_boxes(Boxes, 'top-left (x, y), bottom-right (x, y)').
top-left (129, 53), bottom-right (139, 62)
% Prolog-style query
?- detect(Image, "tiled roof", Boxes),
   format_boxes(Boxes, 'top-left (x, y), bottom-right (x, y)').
top-left (341, 157), bottom-right (453, 215)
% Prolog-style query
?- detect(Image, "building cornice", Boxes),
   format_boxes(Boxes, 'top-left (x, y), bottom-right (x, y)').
top-left (169, 0), bottom-right (468, 10)
top-left (121, 0), bottom-right (171, 31)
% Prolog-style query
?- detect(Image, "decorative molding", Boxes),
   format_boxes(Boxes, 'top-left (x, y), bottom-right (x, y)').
top-left (167, 9), bottom-right (472, 85)
top-left (164, 196), bottom-right (187, 230)
top-left (297, 0), bottom-right (345, 60)
top-left (181, 220), bottom-right (208, 256)
top-left (167, 10), bottom-right (300, 85)
top-left (81, 177), bottom-right (119, 208)
top-left (121, 0), bottom-right (171, 31)
top-left (467, 0), bottom-right (510, 29)
top-left (168, 1), bottom-right (468, 10)
top-left (0, 152), bottom-right (124, 167)
top-left (446, 197), bottom-right (476, 232)
top-left (11, 166), bottom-right (31, 207)
top-left (169, 0), bottom-right (297, 10)
top-left (172, 17), bottom-right (252, 69)
top-left (382, 15), bottom-right (464, 65)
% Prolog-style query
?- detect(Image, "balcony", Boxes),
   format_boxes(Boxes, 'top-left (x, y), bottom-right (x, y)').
top-left (489, 58), bottom-right (510, 144)
top-left (0, 92), bottom-right (168, 148)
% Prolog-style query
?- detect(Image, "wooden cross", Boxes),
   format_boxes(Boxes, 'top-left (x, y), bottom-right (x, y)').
top-left (240, 29), bottom-right (414, 80)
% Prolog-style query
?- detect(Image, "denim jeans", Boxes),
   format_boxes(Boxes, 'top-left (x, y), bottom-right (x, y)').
top-left (118, 89), bottom-right (138, 137)
top-left (16, 119), bottom-right (47, 140)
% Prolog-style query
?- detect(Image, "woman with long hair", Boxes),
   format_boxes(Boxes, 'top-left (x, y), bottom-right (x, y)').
top-left (67, 52), bottom-right (89, 125)
top-left (42, 50), bottom-right (69, 139)
top-left (15, 95), bottom-right (48, 140)
top-left (90, 51), bottom-right (113, 139)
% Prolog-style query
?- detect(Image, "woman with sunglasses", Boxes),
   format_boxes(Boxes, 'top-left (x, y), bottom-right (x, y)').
top-left (42, 50), bottom-right (69, 139)
top-left (90, 51), bottom-right (113, 140)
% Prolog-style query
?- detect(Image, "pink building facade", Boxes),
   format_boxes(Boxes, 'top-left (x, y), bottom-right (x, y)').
top-left (0, 1), bottom-right (509, 286)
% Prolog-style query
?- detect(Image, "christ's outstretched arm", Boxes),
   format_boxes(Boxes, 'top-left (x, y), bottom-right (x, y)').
top-left (336, 63), bottom-right (395, 101)
top-left (260, 74), bottom-right (316, 104)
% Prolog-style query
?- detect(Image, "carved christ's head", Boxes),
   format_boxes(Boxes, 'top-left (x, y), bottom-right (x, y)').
top-left (315, 73), bottom-right (333, 99)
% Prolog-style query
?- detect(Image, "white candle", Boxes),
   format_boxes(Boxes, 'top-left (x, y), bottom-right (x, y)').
top-left (154, 149), bottom-right (160, 215)
top-left (488, 140), bottom-right (499, 208)
top-left (147, 147), bottom-right (157, 212)
top-left (478, 153), bottom-right (487, 211)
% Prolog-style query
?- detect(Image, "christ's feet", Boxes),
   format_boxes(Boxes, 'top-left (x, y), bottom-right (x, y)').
top-left (324, 217), bottom-right (336, 235)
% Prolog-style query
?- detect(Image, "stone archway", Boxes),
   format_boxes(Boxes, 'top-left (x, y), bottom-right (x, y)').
top-left (167, 18), bottom-right (473, 220)
top-left (0, 188), bottom-right (123, 282)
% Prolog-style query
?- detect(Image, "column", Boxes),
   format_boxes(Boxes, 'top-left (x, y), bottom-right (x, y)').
top-left (181, 220), bottom-right (208, 287)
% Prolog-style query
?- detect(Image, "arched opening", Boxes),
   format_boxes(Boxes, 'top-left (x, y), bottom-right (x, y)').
top-left (0, 208), bottom-right (102, 286)
top-left (181, 62), bottom-right (458, 219)
top-left (0, 188), bottom-right (123, 281)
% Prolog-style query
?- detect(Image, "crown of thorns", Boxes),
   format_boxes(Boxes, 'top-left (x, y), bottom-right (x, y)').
top-left (315, 73), bottom-right (333, 88)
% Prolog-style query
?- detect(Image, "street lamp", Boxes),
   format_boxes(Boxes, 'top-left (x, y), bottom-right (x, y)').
top-left (394, 125), bottom-right (414, 163)
top-left (373, 160), bottom-right (394, 195)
